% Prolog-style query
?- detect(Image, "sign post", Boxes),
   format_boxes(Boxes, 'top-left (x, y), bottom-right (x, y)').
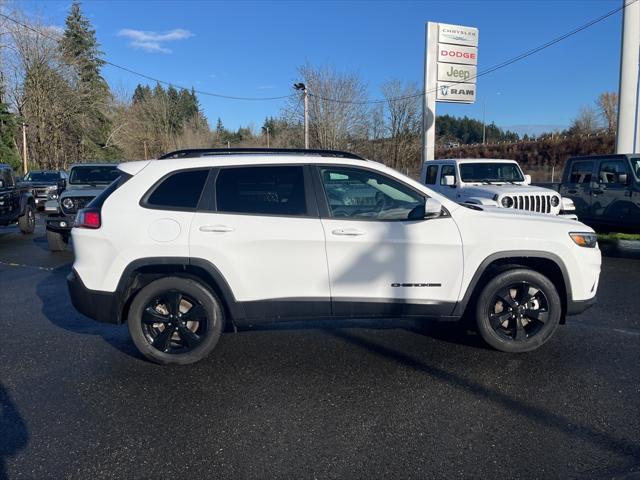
top-left (422, 22), bottom-right (479, 163)
top-left (616, 0), bottom-right (640, 154)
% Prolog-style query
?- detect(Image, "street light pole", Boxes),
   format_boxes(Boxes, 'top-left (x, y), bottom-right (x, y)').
top-left (482, 99), bottom-right (486, 145)
top-left (294, 83), bottom-right (309, 149)
top-left (21, 122), bottom-right (28, 175)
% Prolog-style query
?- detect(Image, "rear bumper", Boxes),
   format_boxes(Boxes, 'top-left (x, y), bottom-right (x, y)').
top-left (67, 269), bottom-right (120, 324)
top-left (566, 296), bottom-right (597, 316)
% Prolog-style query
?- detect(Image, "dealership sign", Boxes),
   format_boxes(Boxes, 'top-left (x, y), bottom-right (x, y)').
top-left (436, 81), bottom-right (476, 102)
top-left (438, 23), bottom-right (478, 47)
top-left (437, 63), bottom-right (477, 82)
top-left (423, 21), bottom-right (480, 161)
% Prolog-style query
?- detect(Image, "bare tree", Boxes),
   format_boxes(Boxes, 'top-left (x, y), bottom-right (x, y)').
top-left (286, 63), bottom-right (368, 150)
top-left (596, 92), bottom-right (618, 134)
top-left (569, 106), bottom-right (601, 135)
top-left (382, 80), bottom-right (420, 171)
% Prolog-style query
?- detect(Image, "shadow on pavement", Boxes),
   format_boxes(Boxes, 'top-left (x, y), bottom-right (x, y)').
top-left (0, 384), bottom-right (28, 480)
top-left (328, 329), bottom-right (640, 464)
top-left (35, 264), bottom-right (141, 359)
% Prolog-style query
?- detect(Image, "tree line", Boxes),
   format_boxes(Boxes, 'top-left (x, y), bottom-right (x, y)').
top-left (0, 1), bottom-right (621, 175)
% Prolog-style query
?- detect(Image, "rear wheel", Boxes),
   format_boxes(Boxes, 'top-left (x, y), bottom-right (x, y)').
top-left (46, 230), bottom-right (68, 251)
top-left (475, 269), bottom-right (561, 353)
top-left (18, 204), bottom-right (36, 234)
top-left (127, 277), bottom-right (224, 365)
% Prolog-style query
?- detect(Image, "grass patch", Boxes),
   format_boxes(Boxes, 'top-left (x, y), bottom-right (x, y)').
top-left (597, 232), bottom-right (640, 241)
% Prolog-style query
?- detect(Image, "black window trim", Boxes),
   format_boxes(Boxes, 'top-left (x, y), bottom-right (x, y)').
top-left (311, 163), bottom-right (448, 223)
top-left (566, 160), bottom-right (595, 185)
top-left (140, 167), bottom-right (212, 212)
top-left (200, 163), bottom-right (319, 219)
top-left (425, 164), bottom-right (440, 185)
top-left (597, 159), bottom-right (630, 187)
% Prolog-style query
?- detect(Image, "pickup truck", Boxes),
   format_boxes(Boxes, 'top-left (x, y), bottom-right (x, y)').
top-left (558, 154), bottom-right (640, 232)
top-left (45, 163), bottom-right (120, 251)
top-left (0, 164), bottom-right (36, 234)
top-left (420, 158), bottom-right (577, 218)
top-left (19, 170), bottom-right (68, 209)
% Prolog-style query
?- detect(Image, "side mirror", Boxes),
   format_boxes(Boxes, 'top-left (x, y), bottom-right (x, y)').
top-left (618, 173), bottom-right (628, 185)
top-left (442, 175), bottom-right (455, 187)
top-left (524, 174), bottom-right (532, 185)
top-left (424, 198), bottom-right (442, 218)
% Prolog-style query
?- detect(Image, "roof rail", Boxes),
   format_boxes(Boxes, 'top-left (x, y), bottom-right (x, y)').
top-left (158, 148), bottom-right (365, 160)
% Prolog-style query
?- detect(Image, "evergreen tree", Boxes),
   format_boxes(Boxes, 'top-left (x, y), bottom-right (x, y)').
top-left (59, 1), bottom-right (112, 160)
top-left (0, 86), bottom-right (21, 171)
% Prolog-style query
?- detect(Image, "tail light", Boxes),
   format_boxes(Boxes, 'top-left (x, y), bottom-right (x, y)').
top-left (76, 208), bottom-right (101, 229)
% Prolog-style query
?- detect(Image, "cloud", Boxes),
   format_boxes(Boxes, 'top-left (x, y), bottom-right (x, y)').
top-left (117, 28), bottom-right (193, 54)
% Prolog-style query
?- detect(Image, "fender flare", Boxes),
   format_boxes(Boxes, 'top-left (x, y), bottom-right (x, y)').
top-left (19, 191), bottom-right (35, 214)
top-left (115, 256), bottom-right (245, 323)
top-left (452, 250), bottom-right (572, 317)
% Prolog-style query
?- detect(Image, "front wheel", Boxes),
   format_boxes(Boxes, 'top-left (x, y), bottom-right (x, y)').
top-left (18, 204), bottom-right (36, 234)
top-left (475, 269), bottom-right (561, 353)
top-left (127, 277), bottom-right (224, 365)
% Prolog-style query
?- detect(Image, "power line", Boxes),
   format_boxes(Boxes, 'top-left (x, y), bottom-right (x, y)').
top-left (0, 11), bottom-right (296, 102)
top-left (309, 0), bottom-right (637, 105)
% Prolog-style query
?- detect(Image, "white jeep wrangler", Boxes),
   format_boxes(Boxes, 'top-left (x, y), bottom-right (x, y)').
top-left (420, 158), bottom-right (576, 218)
top-left (67, 149), bottom-right (600, 365)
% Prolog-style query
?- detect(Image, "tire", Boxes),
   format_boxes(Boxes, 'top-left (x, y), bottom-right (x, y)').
top-left (475, 268), bottom-right (561, 353)
top-left (47, 230), bottom-right (68, 251)
top-left (18, 203), bottom-right (36, 234)
top-left (127, 276), bottom-right (224, 365)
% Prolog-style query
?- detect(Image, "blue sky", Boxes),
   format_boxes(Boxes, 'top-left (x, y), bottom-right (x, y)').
top-left (24, 0), bottom-right (623, 134)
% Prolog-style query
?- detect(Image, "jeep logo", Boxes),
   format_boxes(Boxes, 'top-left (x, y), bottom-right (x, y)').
top-left (444, 65), bottom-right (471, 81)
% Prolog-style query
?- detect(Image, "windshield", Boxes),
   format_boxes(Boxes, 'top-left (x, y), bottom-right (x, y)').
top-left (24, 172), bottom-right (58, 182)
top-left (69, 166), bottom-right (119, 185)
top-left (459, 162), bottom-right (525, 183)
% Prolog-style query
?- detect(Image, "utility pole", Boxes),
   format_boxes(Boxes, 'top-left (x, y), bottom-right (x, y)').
top-left (294, 83), bottom-right (309, 149)
top-left (616, 0), bottom-right (640, 154)
top-left (143, 141), bottom-right (148, 160)
top-left (21, 122), bottom-right (28, 175)
top-left (482, 99), bottom-right (486, 144)
top-left (266, 126), bottom-right (270, 148)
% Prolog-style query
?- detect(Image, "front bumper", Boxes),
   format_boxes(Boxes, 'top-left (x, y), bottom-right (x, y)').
top-left (46, 213), bottom-right (75, 233)
top-left (566, 296), bottom-right (597, 316)
top-left (67, 269), bottom-right (120, 324)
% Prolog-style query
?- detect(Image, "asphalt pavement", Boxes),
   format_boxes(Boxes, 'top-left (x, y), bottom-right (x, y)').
top-left (1, 217), bottom-right (639, 479)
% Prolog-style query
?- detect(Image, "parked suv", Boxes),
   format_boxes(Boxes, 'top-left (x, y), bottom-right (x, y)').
top-left (45, 163), bottom-right (119, 251)
top-left (0, 164), bottom-right (36, 234)
top-left (68, 149), bottom-right (601, 365)
top-left (558, 154), bottom-right (640, 232)
top-left (420, 159), bottom-right (577, 218)
top-left (20, 170), bottom-right (68, 210)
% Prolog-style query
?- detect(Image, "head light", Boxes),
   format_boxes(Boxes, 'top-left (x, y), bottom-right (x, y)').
top-left (62, 197), bottom-right (75, 210)
top-left (501, 196), bottom-right (514, 208)
top-left (550, 196), bottom-right (560, 207)
top-left (569, 232), bottom-right (597, 248)
top-left (48, 192), bottom-right (59, 200)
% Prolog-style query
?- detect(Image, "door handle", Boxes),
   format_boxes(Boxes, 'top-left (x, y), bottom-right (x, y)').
top-left (331, 228), bottom-right (365, 236)
top-left (199, 225), bottom-right (234, 233)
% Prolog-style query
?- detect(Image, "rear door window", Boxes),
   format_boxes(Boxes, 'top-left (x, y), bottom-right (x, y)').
top-left (215, 166), bottom-right (307, 216)
top-left (568, 161), bottom-right (594, 184)
top-left (144, 169), bottom-right (209, 210)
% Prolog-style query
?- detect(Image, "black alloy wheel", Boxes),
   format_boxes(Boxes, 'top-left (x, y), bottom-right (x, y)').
top-left (128, 277), bottom-right (224, 365)
top-left (142, 291), bottom-right (208, 354)
top-left (475, 269), bottom-right (561, 353)
top-left (488, 281), bottom-right (549, 342)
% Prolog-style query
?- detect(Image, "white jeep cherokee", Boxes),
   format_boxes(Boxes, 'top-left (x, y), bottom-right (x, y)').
top-left (420, 158), bottom-right (577, 218)
top-left (67, 149), bottom-right (601, 365)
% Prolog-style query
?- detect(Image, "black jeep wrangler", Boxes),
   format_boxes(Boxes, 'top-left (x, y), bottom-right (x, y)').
top-left (0, 164), bottom-right (36, 234)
